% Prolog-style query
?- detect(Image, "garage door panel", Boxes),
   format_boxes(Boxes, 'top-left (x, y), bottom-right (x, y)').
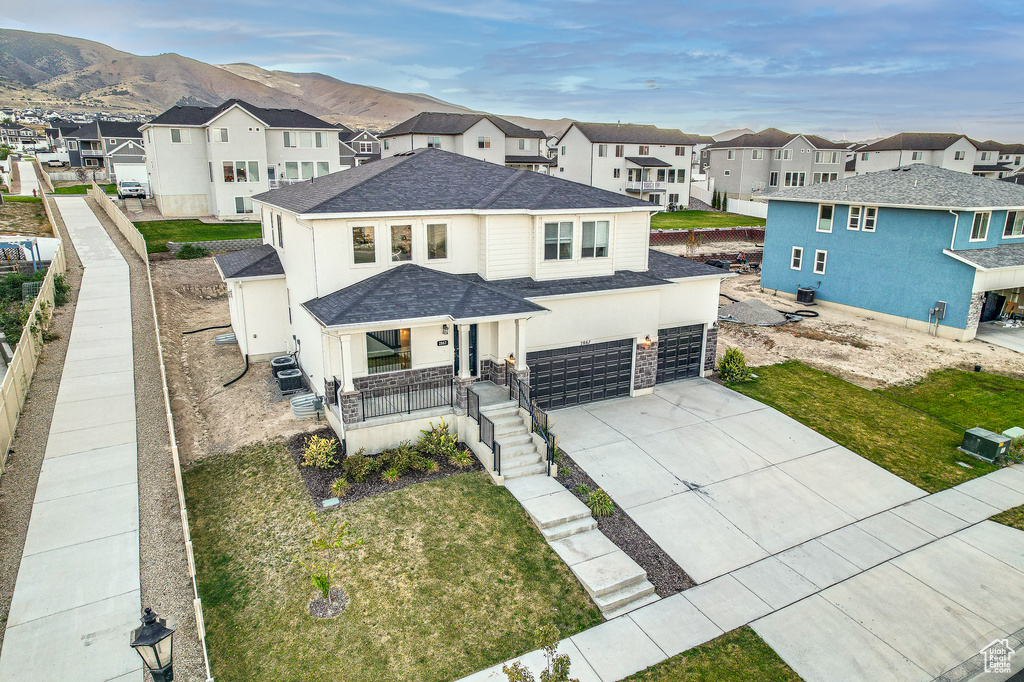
top-left (528, 338), bottom-right (634, 409)
top-left (658, 324), bottom-right (705, 383)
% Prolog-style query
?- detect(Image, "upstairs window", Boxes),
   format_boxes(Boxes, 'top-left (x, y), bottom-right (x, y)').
top-left (639, 145), bottom-right (650, 155)
top-left (954, 150), bottom-right (966, 160)
top-left (359, 141), bottom-right (373, 153)
top-left (382, 139), bottom-right (390, 151)
top-left (667, 169), bottom-right (676, 183)
top-left (170, 128), bottom-right (186, 144)
top-left (478, 136), bottom-right (491, 149)
top-left (301, 161), bottom-right (314, 179)
top-left (751, 149), bottom-right (763, 160)
top-left (427, 136), bottom-right (441, 148)
top-left (861, 152), bottom-right (869, 160)
top-left (614, 145), bottom-right (624, 157)
top-left (299, 132), bottom-right (313, 148)
top-left (581, 221), bottom-right (609, 258)
top-left (613, 168), bottom-right (620, 178)
top-left (315, 131), bottom-right (329, 148)
top-left (213, 127), bottom-right (228, 143)
top-left (427, 224), bottom-right (448, 259)
top-left (276, 215), bottom-right (283, 248)
top-left (784, 172), bottom-right (805, 187)
top-left (911, 151), bottom-right (923, 161)
top-left (283, 131), bottom-right (297, 148)
top-left (519, 139), bottom-right (526, 150)
top-left (774, 150), bottom-right (782, 160)
top-left (727, 150), bottom-right (735, 160)
top-left (391, 224), bottom-right (412, 261)
top-left (783, 149), bottom-right (793, 160)
top-left (223, 162), bottom-right (235, 182)
top-left (598, 144), bottom-right (607, 157)
top-left (863, 206), bottom-right (877, 232)
top-left (1005, 211), bottom-right (1024, 237)
top-left (317, 161), bottom-right (330, 177)
top-left (544, 221), bottom-right (573, 260)
top-left (284, 161), bottom-right (299, 179)
top-left (817, 204), bottom-right (834, 232)
top-left (352, 226), bottom-right (375, 264)
top-left (675, 146), bottom-right (685, 156)
top-left (971, 211), bottom-right (990, 241)
top-left (561, 145), bottom-right (566, 155)
top-left (981, 151), bottom-right (991, 161)
top-left (848, 205), bottom-right (862, 230)
top-left (657, 169), bottom-right (666, 182)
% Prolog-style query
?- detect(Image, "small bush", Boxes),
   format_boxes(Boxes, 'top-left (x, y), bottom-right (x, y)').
top-left (341, 450), bottom-right (373, 482)
top-left (417, 418), bottom-right (458, 460)
top-left (381, 467), bottom-right (401, 484)
top-left (586, 488), bottom-right (615, 517)
top-left (52, 274), bottom-right (70, 307)
top-left (310, 573), bottom-right (331, 600)
top-left (303, 434), bottom-right (339, 469)
top-left (449, 449), bottom-right (474, 469)
top-left (574, 483), bottom-right (591, 497)
top-left (330, 477), bottom-right (351, 498)
top-left (717, 346), bottom-right (754, 383)
top-left (176, 243), bottom-right (210, 260)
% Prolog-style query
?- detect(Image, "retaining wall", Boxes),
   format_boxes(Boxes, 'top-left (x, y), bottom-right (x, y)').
top-left (167, 238), bottom-right (262, 254)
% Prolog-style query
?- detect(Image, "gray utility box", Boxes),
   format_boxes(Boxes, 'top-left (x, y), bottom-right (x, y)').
top-left (959, 427), bottom-right (1011, 462)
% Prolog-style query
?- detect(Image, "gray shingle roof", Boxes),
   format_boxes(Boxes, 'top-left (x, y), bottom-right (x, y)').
top-left (973, 164), bottom-right (1012, 172)
top-left (381, 112), bottom-right (545, 139)
top-left (706, 128), bottom-right (847, 150)
top-left (625, 157), bottom-right (672, 168)
top-left (253, 147), bottom-right (654, 215)
top-left (96, 120), bottom-right (143, 138)
top-left (302, 264), bottom-right (548, 327)
top-left (566, 122), bottom-right (704, 146)
top-left (860, 133), bottom-right (972, 152)
top-left (647, 249), bottom-right (735, 279)
top-left (505, 154), bottom-right (554, 165)
top-left (768, 164), bottom-right (1024, 209)
top-left (214, 244), bottom-right (284, 279)
top-left (945, 244), bottom-right (1024, 270)
top-left (144, 99), bottom-right (334, 129)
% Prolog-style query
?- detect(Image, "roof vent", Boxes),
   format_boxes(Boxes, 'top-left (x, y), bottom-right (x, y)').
top-left (902, 167), bottom-right (912, 171)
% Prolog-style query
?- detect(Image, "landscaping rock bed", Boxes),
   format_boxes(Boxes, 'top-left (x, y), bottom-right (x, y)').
top-left (556, 452), bottom-right (695, 597)
top-left (287, 428), bottom-right (481, 509)
top-left (309, 588), bottom-right (348, 619)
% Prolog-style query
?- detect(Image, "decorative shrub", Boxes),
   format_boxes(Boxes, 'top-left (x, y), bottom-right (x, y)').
top-left (176, 243), bottom-right (210, 260)
top-left (330, 477), bottom-right (351, 498)
top-left (449, 449), bottom-right (474, 469)
top-left (53, 274), bottom-right (70, 307)
top-left (303, 434), bottom-right (339, 469)
top-left (717, 346), bottom-right (754, 383)
top-left (341, 450), bottom-right (373, 482)
top-left (381, 467), bottom-right (401, 484)
top-left (417, 418), bottom-right (458, 460)
top-left (574, 483), bottom-right (591, 497)
top-left (586, 488), bottom-right (615, 517)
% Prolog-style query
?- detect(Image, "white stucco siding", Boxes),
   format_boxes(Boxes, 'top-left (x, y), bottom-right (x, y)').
top-left (292, 306), bottom-right (326, 391)
top-left (556, 126), bottom-right (594, 185)
top-left (238, 277), bottom-right (291, 359)
top-left (273, 210), bottom-right (319, 305)
top-left (206, 108), bottom-right (270, 218)
top-left (380, 134), bottom-right (415, 157)
top-left (459, 120), bottom-right (506, 165)
top-left (526, 289), bottom-right (661, 350)
top-left (941, 138), bottom-right (978, 173)
top-left (226, 281), bottom-right (249, 356)
top-left (657, 278), bottom-right (723, 329)
top-left (143, 125), bottom-right (209, 215)
top-left (265, 126), bottom-right (338, 177)
top-left (505, 136), bottom-right (539, 156)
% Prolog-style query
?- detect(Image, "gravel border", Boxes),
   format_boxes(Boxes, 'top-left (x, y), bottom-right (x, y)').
top-left (0, 196), bottom-right (83, 652)
top-left (86, 197), bottom-right (207, 681)
top-left (556, 452), bottom-right (696, 597)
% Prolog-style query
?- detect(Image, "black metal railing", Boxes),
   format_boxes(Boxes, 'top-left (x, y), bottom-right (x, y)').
top-left (480, 413), bottom-right (495, 454)
top-left (467, 387), bottom-right (480, 422)
top-left (359, 378), bottom-right (453, 420)
top-left (367, 350), bottom-right (412, 375)
top-left (507, 371), bottom-right (556, 475)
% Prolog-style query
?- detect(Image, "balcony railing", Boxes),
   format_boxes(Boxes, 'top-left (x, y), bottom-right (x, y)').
top-left (268, 178), bottom-right (309, 189)
top-left (360, 378), bottom-right (454, 420)
top-left (80, 149), bottom-right (104, 157)
top-left (626, 181), bottom-right (667, 192)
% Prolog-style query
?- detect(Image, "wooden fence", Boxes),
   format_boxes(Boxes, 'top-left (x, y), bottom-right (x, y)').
top-left (89, 182), bottom-right (215, 681)
top-left (0, 198), bottom-right (66, 474)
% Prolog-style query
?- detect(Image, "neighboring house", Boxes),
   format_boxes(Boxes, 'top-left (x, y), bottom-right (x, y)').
top-left (701, 128), bottom-right (850, 200)
top-left (46, 122), bottom-right (81, 150)
top-left (850, 133), bottom-right (978, 176)
top-left (760, 165), bottom-right (1024, 341)
top-left (336, 124), bottom-right (381, 169)
top-left (215, 147), bottom-right (729, 455)
top-left (0, 127), bottom-right (42, 149)
top-left (380, 112), bottom-right (552, 173)
top-left (973, 140), bottom-right (1024, 178)
top-left (139, 99), bottom-right (340, 219)
top-left (555, 122), bottom-right (701, 208)
top-left (97, 120), bottom-right (145, 183)
top-left (63, 122), bottom-right (105, 169)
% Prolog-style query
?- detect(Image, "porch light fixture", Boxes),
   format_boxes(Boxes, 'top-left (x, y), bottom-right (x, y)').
top-left (643, 335), bottom-right (653, 348)
top-left (507, 353), bottom-right (515, 365)
top-left (442, 324), bottom-right (449, 334)
top-left (130, 608), bottom-right (175, 682)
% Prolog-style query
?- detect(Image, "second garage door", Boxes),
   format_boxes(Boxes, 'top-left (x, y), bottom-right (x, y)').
top-left (527, 339), bottom-right (634, 409)
top-left (657, 324), bottom-right (705, 383)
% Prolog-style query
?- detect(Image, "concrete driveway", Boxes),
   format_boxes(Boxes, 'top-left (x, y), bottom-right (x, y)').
top-left (551, 378), bottom-right (926, 583)
top-left (976, 321), bottom-right (1024, 354)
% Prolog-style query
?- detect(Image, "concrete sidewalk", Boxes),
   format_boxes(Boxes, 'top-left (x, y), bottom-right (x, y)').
top-left (0, 197), bottom-right (141, 681)
top-left (14, 161), bottom-right (39, 197)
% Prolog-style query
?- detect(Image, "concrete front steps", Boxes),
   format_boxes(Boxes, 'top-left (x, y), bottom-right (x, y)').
top-left (504, 474), bottom-right (660, 619)
top-left (480, 402), bottom-right (546, 480)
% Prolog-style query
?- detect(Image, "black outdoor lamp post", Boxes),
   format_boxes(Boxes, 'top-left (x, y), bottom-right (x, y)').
top-left (130, 607), bottom-right (175, 682)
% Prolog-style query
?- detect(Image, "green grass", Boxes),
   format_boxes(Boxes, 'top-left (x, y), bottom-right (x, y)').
top-left (0, 195), bottom-right (42, 203)
top-left (624, 627), bottom-right (802, 681)
top-left (133, 218), bottom-right (261, 253)
top-left (883, 368), bottom-right (1024, 435)
top-left (651, 210), bottom-right (766, 230)
top-left (51, 183), bottom-right (115, 194)
top-left (992, 506), bottom-right (1024, 532)
top-left (184, 441), bottom-right (601, 682)
top-left (731, 361), bottom-right (999, 492)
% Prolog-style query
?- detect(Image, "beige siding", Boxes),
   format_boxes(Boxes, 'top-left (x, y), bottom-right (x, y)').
top-left (484, 214), bottom-right (533, 279)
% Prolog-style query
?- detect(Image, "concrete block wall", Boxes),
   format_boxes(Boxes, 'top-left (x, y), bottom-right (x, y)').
top-left (166, 238), bottom-right (262, 254)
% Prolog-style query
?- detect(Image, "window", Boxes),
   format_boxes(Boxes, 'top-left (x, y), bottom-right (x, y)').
top-left (971, 211), bottom-right (990, 241)
top-left (391, 224), bottom-right (412, 261)
top-left (848, 205), bottom-right (862, 230)
top-left (817, 204), bottom-right (834, 232)
top-left (316, 161), bottom-right (329, 177)
top-left (667, 169), bottom-right (676, 183)
top-left (774, 150), bottom-right (782, 160)
top-left (791, 246), bottom-right (803, 270)
top-left (352, 226), bottom-right (375, 264)
top-left (301, 162), bottom-right (314, 180)
top-left (861, 152), bottom-right (869, 161)
top-left (784, 172), bottom-right (806, 187)
top-left (208, 162), bottom-right (213, 183)
top-left (427, 136), bottom-right (441, 148)
top-left (108, 138), bottom-right (116, 145)
top-left (284, 161), bottom-right (299, 179)
top-left (427, 223), bottom-right (448, 259)
top-left (657, 169), bottom-right (666, 182)
top-left (358, 141), bottom-right (373, 153)
top-left (813, 250), bottom-right (827, 274)
top-left (727, 150), bottom-right (735, 160)
top-left (675, 146), bottom-right (685, 156)
top-left (519, 138), bottom-right (526, 150)
top-left (367, 329), bottom-right (411, 374)
top-left (724, 170), bottom-right (731, 176)
top-left (678, 169), bottom-right (685, 182)
top-left (1017, 156), bottom-right (1022, 165)
top-left (669, 193), bottom-right (679, 204)
top-left (223, 162), bottom-right (234, 183)
top-left (812, 172), bottom-right (838, 183)
top-left (614, 145), bottom-right (624, 157)
top-left (1005, 211), bottom-right (1024, 237)
top-left (283, 131), bottom-right (296, 148)
top-left (223, 161), bottom-right (259, 182)
top-left (85, 158), bottom-right (98, 167)
top-left (769, 171), bottom-right (779, 187)
top-left (383, 139), bottom-right (390, 151)
top-left (639, 145), bottom-right (649, 155)
top-left (649, 194), bottom-right (661, 205)
top-left (752, 149), bottom-right (763, 160)
top-left (863, 206), bottom-right (877, 232)
top-left (544, 221), bottom-right (573, 260)
top-left (911, 151), bottom-right (923, 161)
top-left (560, 146), bottom-right (566, 156)
top-left (235, 197), bottom-right (253, 214)
top-left (298, 132), bottom-right (312, 148)
top-left (598, 144), bottom-right (607, 157)
top-left (211, 127), bottom-right (228, 143)
top-left (277, 215), bottom-right (283, 248)
top-left (783, 149), bottom-right (793, 160)
top-left (169, 129), bottom-right (185, 144)
top-left (981, 152), bottom-right (991, 161)
top-left (478, 136), bottom-right (491, 149)
top-left (234, 161), bottom-right (248, 182)
top-left (954, 150), bottom-right (966, 160)
top-left (613, 168), bottom-right (620, 178)
top-left (315, 131), bottom-right (328, 148)
top-left (581, 221), bottom-right (609, 258)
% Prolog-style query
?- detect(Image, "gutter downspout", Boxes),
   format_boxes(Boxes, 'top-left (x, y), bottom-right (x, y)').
top-left (949, 209), bottom-right (960, 250)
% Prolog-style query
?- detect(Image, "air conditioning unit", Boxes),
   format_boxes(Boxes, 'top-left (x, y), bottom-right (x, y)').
top-left (959, 427), bottom-right (1011, 463)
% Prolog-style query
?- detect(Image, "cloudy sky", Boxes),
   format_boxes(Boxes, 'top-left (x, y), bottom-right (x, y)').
top-left (5, 0), bottom-right (1024, 140)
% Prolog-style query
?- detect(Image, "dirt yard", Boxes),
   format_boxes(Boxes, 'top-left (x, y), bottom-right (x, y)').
top-left (717, 273), bottom-right (1023, 388)
top-left (0, 201), bottom-right (52, 237)
top-left (151, 256), bottom-right (307, 466)
top-left (657, 239), bottom-right (763, 258)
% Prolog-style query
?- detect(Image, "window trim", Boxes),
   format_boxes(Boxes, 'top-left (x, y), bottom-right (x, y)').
top-left (543, 221), bottom-right (574, 261)
top-left (783, 149), bottom-right (793, 160)
top-left (351, 225), bottom-right (376, 265)
top-left (847, 205), bottom-right (862, 231)
top-left (954, 150), bottom-right (966, 161)
top-left (816, 204), bottom-right (834, 233)
top-left (478, 136), bottom-right (491, 150)
top-left (614, 145), bottom-right (624, 158)
top-left (169, 128), bottom-right (186, 144)
top-left (791, 246), bottom-right (803, 270)
top-left (751, 149), bottom-right (763, 160)
top-left (1004, 211), bottom-right (1024, 238)
top-left (390, 223), bottom-right (413, 262)
top-left (813, 249), bottom-right (827, 274)
top-left (862, 206), bottom-right (877, 232)
top-left (970, 211), bottom-right (991, 242)
top-left (597, 144), bottom-right (607, 157)
top-left (426, 223), bottom-right (449, 261)
top-left (581, 220), bottom-right (610, 259)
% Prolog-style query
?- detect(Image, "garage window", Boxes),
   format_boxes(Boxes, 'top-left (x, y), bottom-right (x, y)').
top-left (544, 222), bottom-right (573, 260)
top-left (582, 221), bottom-right (609, 258)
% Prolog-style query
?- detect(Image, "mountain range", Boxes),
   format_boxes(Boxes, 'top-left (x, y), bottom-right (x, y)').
top-left (0, 28), bottom-right (572, 135)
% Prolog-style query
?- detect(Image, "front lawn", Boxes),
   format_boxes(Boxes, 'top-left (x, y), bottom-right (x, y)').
top-left (624, 627), bottom-right (802, 681)
top-left (651, 210), bottom-right (765, 230)
top-left (730, 361), bottom-right (999, 492)
top-left (0, 195), bottom-right (42, 203)
top-left (184, 441), bottom-right (601, 682)
top-left (51, 183), bottom-right (116, 194)
top-left (133, 218), bottom-right (261, 252)
top-left (883, 368), bottom-right (1024, 435)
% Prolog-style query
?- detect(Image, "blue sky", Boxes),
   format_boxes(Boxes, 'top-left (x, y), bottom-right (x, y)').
top-left (6, 0), bottom-right (1024, 140)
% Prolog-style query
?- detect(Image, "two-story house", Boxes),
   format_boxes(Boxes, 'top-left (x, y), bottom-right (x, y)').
top-left (702, 128), bottom-right (850, 200)
top-left (63, 122), bottom-right (106, 170)
top-left (97, 120), bottom-right (145, 183)
top-left (337, 124), bottom-right (382, 169)
top-left (379, 112), bottom-right (552, 173)
top-left (555, 122), bottom-right (701, 208)
top-left (214, 147), bottom-right (729, 457)
top-left (139, 99), bottom-right (340, 219)
top-left (972, 140), bottom-right (1024, 178)
top-left (850, 133), bottom-right (978, 176)
top-left (760, 165), bottom-right (1024, 341)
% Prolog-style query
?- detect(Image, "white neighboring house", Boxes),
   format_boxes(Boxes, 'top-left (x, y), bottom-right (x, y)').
top-left (555, 122), bottom-right (702, 209)
top-left (972, 140), bottom-right (1024, 178)
top-left (215, 147), bottom-right (730, 458)
top-left (850, 133), bottom-right (978, 176)
top-left (139, 99), bottom-right (340, 219)
top-left (379, 112), bottom-right (553, 173)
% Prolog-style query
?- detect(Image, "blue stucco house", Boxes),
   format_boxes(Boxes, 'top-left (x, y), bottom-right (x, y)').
top-left (761, 164), bottom-right (1024, 340)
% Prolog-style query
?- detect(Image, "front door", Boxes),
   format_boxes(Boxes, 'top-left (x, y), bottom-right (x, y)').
top-left (981, 292), bottom-right (1006, 323)
top-left (267, 166), bottom-right (276, 183)
top-left (453, 324), bottom-right (478, 376)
